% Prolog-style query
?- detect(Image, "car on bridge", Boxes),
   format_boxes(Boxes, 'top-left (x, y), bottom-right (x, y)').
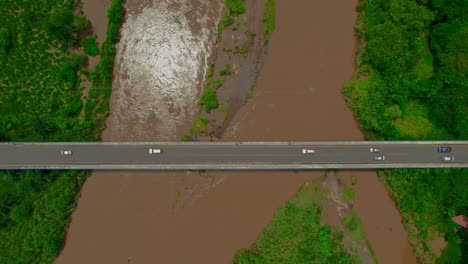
top-left (437, 147), bottom-right (452, 153)
top-left (149, 148), bottom-right (162, 154)
top-left (374, 156), bottom-right (385, 161)
top-left (302, 149), bottom-right (315, 154)
top-left (442, 156), bottom-right (454, 161)
top-left (369, 147), bottom-right (380, 153)
top-left (61, 150), bottom-right (72, 155)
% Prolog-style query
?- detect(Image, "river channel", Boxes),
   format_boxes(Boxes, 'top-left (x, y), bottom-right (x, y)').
top-left (57, 1), bottom-right (415, 263)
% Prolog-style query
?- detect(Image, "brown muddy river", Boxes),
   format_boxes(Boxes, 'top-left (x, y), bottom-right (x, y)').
top-left (57, 0), bottom-right (415, 263)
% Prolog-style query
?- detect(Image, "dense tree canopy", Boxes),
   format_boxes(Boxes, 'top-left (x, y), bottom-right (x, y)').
top-left (345, 0), bottom-right (468, 262)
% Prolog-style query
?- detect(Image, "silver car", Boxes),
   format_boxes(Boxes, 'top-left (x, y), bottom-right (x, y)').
top-left (442, 156), bottom-right (454, 161)
top-left (61, 150), bottom-right (72, 155)
top-left (302, 149), bottom-right (315, 154)
top-left (374, 156), bottom-right (385, 161)
top-left (149, 148), bottom-right (162, 154)
top-left (370, 147), bottom-right (380, 153)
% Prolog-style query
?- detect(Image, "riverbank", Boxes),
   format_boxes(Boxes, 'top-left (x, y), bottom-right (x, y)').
top-left (344, 1), bottom-right (468, 262)
top-left (0, 0), bottom-right (121, 263)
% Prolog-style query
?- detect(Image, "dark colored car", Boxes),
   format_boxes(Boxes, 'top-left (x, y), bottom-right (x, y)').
top-left (437, 147), bottom-right (452, 153)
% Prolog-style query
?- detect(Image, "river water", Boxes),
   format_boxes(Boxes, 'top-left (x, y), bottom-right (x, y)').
top-left (57, 0), bottom-right (416, 263)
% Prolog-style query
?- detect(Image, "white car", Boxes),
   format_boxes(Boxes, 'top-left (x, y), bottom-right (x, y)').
top-left (61, 150), bottom-right (72, 155)
top-left (302, 149), bottom-right (315, 154)
top-left (370, 147), bottom-right (380, 153)
top-left (374, 156), bottom-right (385, 161)
top-left (149, 148), bottom-right (162, 154)
top-left (442, 156), bottom-right (454, 161)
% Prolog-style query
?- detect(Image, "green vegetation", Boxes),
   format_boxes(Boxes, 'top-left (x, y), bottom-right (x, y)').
top-left (212, 79), bottom-right (224, 88)
top-left (218, 0), bottom-right (247, 37)
top-left (189, 116), bottom-right (209, 137)
top-left (0, 0), bottom-right (124, 262)
top-left (82, 36), bottom-right (100, 56)
top-left (225, 0), bottom-right (247, 17)
top-left (262, 0), bottom-right (276, 41)
top-left (45, 7), bottom-right (90, 47)
top-left (220, 64), bottom-right (232, 76)
top-left (341, 185), bottom-right (356, 203)
top-left (343, 210), bottom-right (366, 243)
top-left (346, 0), bottom-right (468, 262)
top-left (233, 185), bottom-right (360, 264)
top-left (199, 87), bottom-right (219, 113)
top-left (233, 32), bottom-right (255, 56)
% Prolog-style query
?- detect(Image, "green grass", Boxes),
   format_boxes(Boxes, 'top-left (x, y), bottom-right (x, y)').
top-left (341, 185), bottom-right (356, 202)
top-left (190, 116), bottom-right (209, 137)
top-left (233, 185), bottom-right (361, 264)
top-left (217, 0), bottom-right (247, 38)
top-left (220, 105), bottom-right (228, 120)
top-left (262, 0), bottom-right (276, 41)
top-left (199, 87), bottom-right (219, 113)
top-left (212, 79), bottom-right (224, 88)
top-left (343, 210), bottom-right (366, 244)
top-left (225, 0), bottom-right (247, 17)
top-left (219, 68), bottom-right (232, 76)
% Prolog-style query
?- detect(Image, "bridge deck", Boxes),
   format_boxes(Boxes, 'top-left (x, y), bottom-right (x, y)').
top-left (1, 141), bottom-right (467, 170)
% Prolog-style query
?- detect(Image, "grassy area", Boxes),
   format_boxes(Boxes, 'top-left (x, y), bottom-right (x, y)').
top-left (199, 87), bottom-right (219, 113)
top-left (233, 185), bottom-right (361, 264)
top-left (225, 0), bottom-right (247, 17)
top-left (0, 0), bottom-right (123, 262)
top-left (189, 116), bottom-right (209, 137)
top-left (217, 0), bottom-right (247, 38)
top-left (343, 210), bottom-right (366, 244)
top-left (219, 65), bottom-right (232, 76)
top-left (262, 0), bottom-right (276, 41)
top-left (346, 1), bottom-right (468, 262)
top-left (341, 185), bottom-right (356, 203)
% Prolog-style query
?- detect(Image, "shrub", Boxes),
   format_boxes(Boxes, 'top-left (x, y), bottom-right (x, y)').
top-left (225, 0), bottom-right (247, 17)
top-left (82, 36), bottom-right (100, 56)
top-left (72, 16), bottom-right (90, 33)
top-left (45, 8), bottom-right (75, 45)
top-left (106, 23), bottom-right (120, 43)
top-left (0, 28), bottom-right (12, 51)
top-left (341, 186), bottom-right (356, 202)
top-left (107, 0), bottom-right (123, 24)
top-left (199, 88), bottom-right (219, 112)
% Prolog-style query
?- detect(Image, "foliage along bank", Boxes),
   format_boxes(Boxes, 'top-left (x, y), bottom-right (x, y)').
top-left (344, 0), bottom-right (467, 262)
top-left (0, 0), bottom-right (123, 263)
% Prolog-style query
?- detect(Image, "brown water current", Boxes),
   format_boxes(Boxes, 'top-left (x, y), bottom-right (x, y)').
top-left (58, 0), bottom-right (416, 263)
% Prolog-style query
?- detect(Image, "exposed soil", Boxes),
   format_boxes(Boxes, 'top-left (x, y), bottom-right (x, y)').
top-left (191, 0), bottom-right (268, 139)
top-left (319, 171), bottom-right (374, 264)
top-left (58, 1), bottom-right (416, 264)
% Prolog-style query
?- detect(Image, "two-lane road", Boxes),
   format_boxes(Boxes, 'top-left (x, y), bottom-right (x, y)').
top-left (0, 141), bottom-right (467, 170)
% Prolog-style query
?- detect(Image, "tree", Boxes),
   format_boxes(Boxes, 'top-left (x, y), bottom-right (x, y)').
top-left (0, 28), bottom-right (12, 51)
top-left (366, 22), bottom-right (410, 73)
top-left (107, 0), bottom-right (123, 24)
top-left (45, 8), bottom-right (76, 46)
top-left (72, 16), bottom-right (90, 33)
top-left (82, 36), bottom-right (100, 56)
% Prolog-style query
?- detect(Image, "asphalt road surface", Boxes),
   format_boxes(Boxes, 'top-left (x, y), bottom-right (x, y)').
top-left (0, 142), bottom-right (467, 170)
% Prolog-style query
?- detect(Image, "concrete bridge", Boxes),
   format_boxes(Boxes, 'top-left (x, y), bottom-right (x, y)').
top-left (1, 141), bottom-right (467, 170)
